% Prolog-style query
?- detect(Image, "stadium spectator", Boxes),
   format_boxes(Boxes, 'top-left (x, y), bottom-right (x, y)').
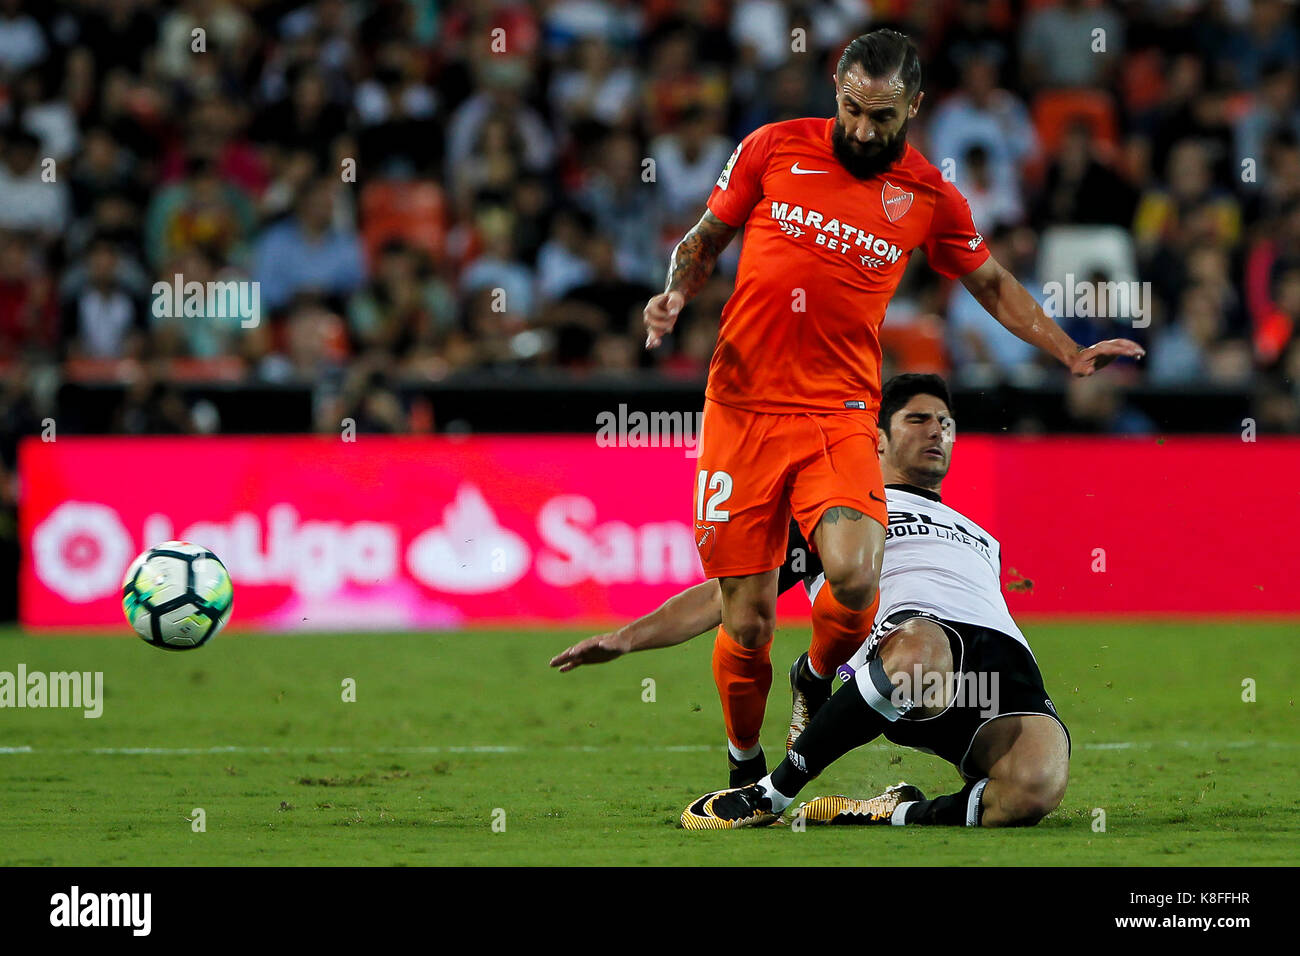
top-left (2, 0), bottom-right (1295, 437)
top-left (0, 230), bottom-right (55, 354)
top-left (927, 53), bottom-right (1038, 193)
top-left (254, 66), bottom-right (349, 161)
top-left (144, 155), bottom-right (257, 271)
top-left (353, 40), bottom-right (440, 176)
top-left (1147, 284), bottom-right (1227, 385)
top-left (1020, 0), bottom-right (1124, 90)
top-left (649, 104), bottom-right (734, 224)
top-left (348, 239), bottom-right (457, 358)
top-left (1065, 373), bottom-right (1155, 435)
top-left (558, 234), bottom-right (656, 340)
top-left (459, 207), bottom-right (537, 320)
top-left (69, 126), bottom-right (140, 220)
top-left (155, 0), bottom-right (254, 85)
top-left (535, 206), bottom-right (596, 304)
top-left (0, 0), bottom-right (46, 78)
top-left (960, 143), bottom-right (1023, 232)
top-left (7, 68), bottom-right (78, 162)
top-left (548, 35), bottom-right (638, 129)
top-left (1212, 0), bottom-right (1299, 90)
top-left (576, 129), bottom-right (661, 284)
top-left (253, 176), bottom-right (365, 314)
top-left (1031, 121), bottom-right (1138, 229)
top-left (0, 128), bottom-right (70, 239)
top-left (933, 0), bottom-right (1017, 93)
top-left (1234, 63), bottom-right (1300, 195)
top-left (59, 236), bottom-right (147, 361)
top-left (445, 60), bottom-right (555, 184)
top-left (1135, 139), bottom-right (1242, 309)
top-left (945, 227), bottom-right (1043, 384)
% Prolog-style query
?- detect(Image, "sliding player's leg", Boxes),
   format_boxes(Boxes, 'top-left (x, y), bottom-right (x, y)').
top-left (803, 622), bottom-right (1071, 827)
top-left (962, 715), bottom-right (1069, 827)
top-left (766, 617), bottom-right (948, 804)
top-left (786, 415), bottom-right (888, 749)
top-left (682, 616), bottom-right (949, 827)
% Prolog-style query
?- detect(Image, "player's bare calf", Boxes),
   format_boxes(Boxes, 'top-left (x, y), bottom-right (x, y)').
top-left (968, 714), bottom-right (1069, 827)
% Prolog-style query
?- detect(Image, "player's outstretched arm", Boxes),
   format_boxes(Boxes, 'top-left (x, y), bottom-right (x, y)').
top-left (959, 257), bottom-right (1145, 376)
top-left (549, 580), bottom-right (723, 672)
top-left (644, 210), bottom-right (739, 349)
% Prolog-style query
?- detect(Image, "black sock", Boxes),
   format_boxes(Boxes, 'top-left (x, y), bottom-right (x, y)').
top-left (795, 656), bottom-right (832, 707)
top-left (771, 677), bottom-right (889, 798)
top-left (903, 779), bottom-right (987, 826)
top-left (728, 748), bottom-right (767, 788)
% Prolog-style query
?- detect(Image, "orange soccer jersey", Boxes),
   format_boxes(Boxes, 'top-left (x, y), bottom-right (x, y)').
top-left (705, 117), bottom-right (990, 416)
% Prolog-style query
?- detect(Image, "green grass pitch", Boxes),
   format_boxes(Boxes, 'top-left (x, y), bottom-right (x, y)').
top-left (1, 621), bottom-right (1297, 866)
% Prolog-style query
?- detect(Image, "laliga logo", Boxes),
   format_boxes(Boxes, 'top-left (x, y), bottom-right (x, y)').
top-left (32, 502), bottom-right (134, 603)
top-left (406, 484), bottom-right (530, 594)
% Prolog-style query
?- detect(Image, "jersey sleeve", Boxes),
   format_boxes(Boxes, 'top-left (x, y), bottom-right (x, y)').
top-left (706, 125), bottom-right (773, 228)
top-left (922, 179), bottom-right (992, 279)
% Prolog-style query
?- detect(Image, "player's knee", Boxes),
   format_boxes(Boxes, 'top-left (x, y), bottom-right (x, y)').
top-left (723, 606), bottom-right (775, 649)
top-left (881, 621), bottom-right (952, 679)
top-left (996, 769), bottom-right (1067, 826)
top-left (878, 621), bottom-right (954, 713)
top-left (823, 563), bottom-right (879, 612)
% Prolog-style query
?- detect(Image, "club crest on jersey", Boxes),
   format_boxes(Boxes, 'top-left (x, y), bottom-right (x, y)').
top-left (882, 181), bottom-right (913, 222)
top-left (695, 523), bottom-right (715, 560)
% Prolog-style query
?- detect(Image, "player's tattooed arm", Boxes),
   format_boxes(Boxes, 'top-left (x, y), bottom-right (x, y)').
top-left (961, 257), bottom-right (1145, 376)
top-left (549, 581), bottom-right (723, 671)
top-left (644, 210), bottom-right (738, 349)
top-left (665, 210), bottom-right (739, 299)
top-left (819, 506), bottom-right (865, 525)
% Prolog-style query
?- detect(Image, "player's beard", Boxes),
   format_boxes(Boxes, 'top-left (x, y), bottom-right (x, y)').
top-left (832, 117), bottom-right (909, 180)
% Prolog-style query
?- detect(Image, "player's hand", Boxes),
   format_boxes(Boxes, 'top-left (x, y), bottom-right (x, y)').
top-left (549, 633), bottom-right (628, 672)
top-left (1069, 338), bottom-right (1145, 376)
top-left (643, 291), bottom-right (685, 350)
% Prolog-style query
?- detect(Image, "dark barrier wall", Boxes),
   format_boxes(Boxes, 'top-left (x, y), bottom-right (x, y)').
top-left (53, 376), bottom-right (1258, 436)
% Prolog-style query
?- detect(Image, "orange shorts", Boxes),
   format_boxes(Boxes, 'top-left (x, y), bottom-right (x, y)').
top-left (692, 399), bottom-right (888, 578)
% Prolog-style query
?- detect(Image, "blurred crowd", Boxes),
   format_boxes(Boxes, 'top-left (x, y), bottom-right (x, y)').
top-left (0, 0), bottom-right (1299, 456)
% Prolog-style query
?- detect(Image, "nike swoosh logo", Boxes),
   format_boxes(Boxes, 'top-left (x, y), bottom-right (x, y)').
top-left (870, 491), bottom-right (886, 504)
top-left (685, 793), bottom-right (719, 817)
top-left (791, 163), bottom-right (828, 174)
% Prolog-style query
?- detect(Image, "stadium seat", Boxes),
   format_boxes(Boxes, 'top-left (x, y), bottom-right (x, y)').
top-left (167, 356), bottom-right (247, 383)
top-left (880, 314), bottom-right (948, 375)
top-left (1120, 49), bottom-right (1167, 114)
top-left (360, 180), bottom-right (448, 267)
top-left (62, 357), bottom-right (142, 384)
top-left (1037, 225), bottom-right (1140, 287)
top-left (1031, 89), bottom-right (1119, 158)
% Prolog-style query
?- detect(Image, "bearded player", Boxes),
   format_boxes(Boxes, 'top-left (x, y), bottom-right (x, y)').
top-left (641, 29), bottom-right (1141, 790)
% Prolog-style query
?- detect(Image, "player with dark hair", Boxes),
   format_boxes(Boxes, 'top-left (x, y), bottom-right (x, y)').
top-left (553, 374), bottom-right (1071, 829)
top-left (638, 26), bottom-right (1139, 790)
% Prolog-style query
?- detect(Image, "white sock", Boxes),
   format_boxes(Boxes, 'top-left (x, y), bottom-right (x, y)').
top-left (756, 774), bottom-right (794, 813)
top-left (728, 741), bottom-right (762, 762)
top-left (891, 801), bottom-right (917, 825)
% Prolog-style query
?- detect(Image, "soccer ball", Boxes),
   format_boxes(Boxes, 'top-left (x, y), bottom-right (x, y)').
top-left (121, 541), bottom-right (233, 650)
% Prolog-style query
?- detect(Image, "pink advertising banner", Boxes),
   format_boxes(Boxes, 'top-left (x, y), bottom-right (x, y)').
top-left (18, 435), bottom-right (1300, 631)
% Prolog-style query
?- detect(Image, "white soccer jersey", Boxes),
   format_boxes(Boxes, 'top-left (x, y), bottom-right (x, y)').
top-left (807, 484), bottom-right (1030, 655)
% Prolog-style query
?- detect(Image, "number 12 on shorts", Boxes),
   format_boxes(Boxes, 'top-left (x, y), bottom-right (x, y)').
top-left (697, 469), bottom-right (733, 522)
